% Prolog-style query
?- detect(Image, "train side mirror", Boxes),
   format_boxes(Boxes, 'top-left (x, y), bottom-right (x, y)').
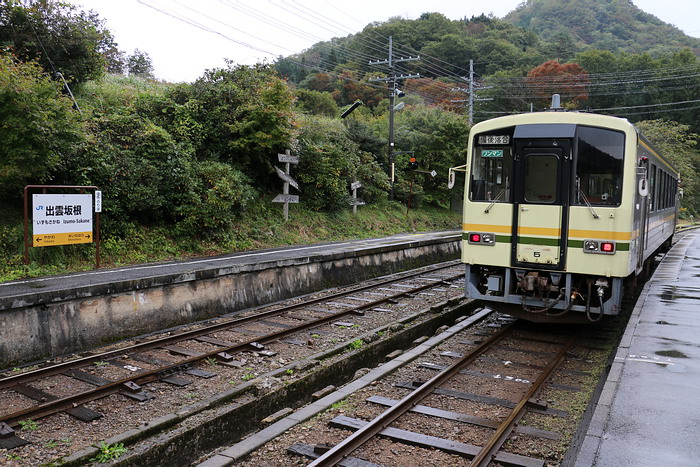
top-left (638, 178), bottom-right (649, 197)
top-left (447, 164), bottom-right (467, 190)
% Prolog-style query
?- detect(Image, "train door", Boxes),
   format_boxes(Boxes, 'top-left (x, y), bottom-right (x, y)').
top-left (511, 141), bottom-right (571, 269)
top-left (635, 158), bottom-right (650, 274)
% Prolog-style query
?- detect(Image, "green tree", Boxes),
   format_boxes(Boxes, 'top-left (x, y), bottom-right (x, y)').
top-left (126, 49), bottom-right (154, 78)
top-left (188, 63), bottom-right (296, 184)
top-left (295, 89), bottom-right (338, 117)
top-left (0, 1), bottom-right (117, 84)
top-left (393, 105), bottom-right (470, 207)
top-left (0, 52), bottom-right (83, 197)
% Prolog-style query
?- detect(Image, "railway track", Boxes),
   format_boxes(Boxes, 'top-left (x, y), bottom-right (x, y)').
top-left (233, 313), bottom-right (606, 467)
top-left (309, 320), bottom-right (578, 466)
top-left (0, 261), bottom-right (466, 459)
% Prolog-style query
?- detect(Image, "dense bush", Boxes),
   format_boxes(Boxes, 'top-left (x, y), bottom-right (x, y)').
top-left (186, 63), bottom-right (296, 185)
top-left (175, 161), bottom-right (256, 237)
top-left (295, 116), bottom-right (388, 211)
top-left (75, 112), bottom-right (194, 231)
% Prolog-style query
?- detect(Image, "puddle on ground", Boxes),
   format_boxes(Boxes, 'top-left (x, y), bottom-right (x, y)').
top-left (657, 287), bottom-right (700, 301)
top-left (666, 363), bottom-right (686, 373)
top-left (656, 349), bottom-right (688, 358)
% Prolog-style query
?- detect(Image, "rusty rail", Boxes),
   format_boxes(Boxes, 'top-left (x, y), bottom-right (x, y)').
top-left (1, 262), bottom-right (462, 427)
top-left (308, 317), bottom-right (513, 467)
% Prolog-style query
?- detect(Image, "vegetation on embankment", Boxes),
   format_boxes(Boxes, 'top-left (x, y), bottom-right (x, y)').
top-left (0, 201), bottom-right (460, 283)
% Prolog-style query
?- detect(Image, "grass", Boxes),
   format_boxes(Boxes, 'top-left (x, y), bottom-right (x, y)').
top-left (90, 441), bottom-right (127, 463)
top-left (0, 200), bottom-right (460, 283)
top-left (18, 419), bottom-right (38, 431)
top-left (348, 339), bottom-right (364, 350)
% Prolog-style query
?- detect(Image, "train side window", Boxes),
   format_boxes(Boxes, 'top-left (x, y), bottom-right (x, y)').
top-left (575, 126), bottom-right (624, 206)
top-left (650, 165), bottom-right (657, 211)
top-left (661, 172), bottom-right (666, 209)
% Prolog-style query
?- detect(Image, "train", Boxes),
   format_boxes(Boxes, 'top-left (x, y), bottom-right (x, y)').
top-left (451, 100), bottom-right (680, 322)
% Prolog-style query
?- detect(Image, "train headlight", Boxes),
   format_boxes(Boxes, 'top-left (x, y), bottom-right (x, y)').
top-left (468, 232), bottom-right (496, 246)
top-left (583, 240), bottom-right (616, 255)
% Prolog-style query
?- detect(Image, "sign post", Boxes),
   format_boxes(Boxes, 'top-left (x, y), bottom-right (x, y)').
top-left (349, 180), bottom-right (365, 214)
top-left (24, 185), bottom-right (101, 268)
top-left (273, 150), bottom-right (300, 221)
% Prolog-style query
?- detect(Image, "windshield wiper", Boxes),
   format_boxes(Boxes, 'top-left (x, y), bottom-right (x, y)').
top-left (576, 177), bottom-right (599, 219)
top-left (484, 186), bottom-right (507, 213)
top-left (578, 189), bottom-right (600, 219)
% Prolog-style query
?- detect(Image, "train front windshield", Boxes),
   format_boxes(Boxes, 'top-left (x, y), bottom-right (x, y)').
top-left (469, 125), bottom-right (625, 206)
top-left (575, 126), bottom-right (624, 206)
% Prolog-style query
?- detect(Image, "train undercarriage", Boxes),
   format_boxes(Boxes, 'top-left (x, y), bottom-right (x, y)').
top-left (465, 264), bottom-right (625, 323)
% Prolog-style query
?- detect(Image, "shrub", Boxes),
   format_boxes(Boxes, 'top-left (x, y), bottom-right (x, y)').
top-left (175, 161), bottom-right (256, 237)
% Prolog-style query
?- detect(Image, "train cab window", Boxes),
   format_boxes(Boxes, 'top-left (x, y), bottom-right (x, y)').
top-left (575, 126), bottom-right (624, 206)
top-left (524, 154), bottom-right (558, 203)
top-left (470, 131), bottom-right (513, 202)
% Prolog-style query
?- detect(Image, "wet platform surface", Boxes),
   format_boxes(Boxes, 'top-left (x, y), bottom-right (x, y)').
top-left (573, 230), bottom-right (700, 466)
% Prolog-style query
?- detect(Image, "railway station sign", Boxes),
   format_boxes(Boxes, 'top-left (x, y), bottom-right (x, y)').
top-left (272, 194), bottom-right (299, 204)
top-left (278, 153), bottom-right (299, 164)
top-left (275, 166), bottom-right (299, 190)
top-left (32, 193), bottom-right (93, 246)
top-left (348, 198), bottom-right (366, 206)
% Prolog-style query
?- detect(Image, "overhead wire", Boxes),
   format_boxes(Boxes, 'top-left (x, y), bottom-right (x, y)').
top-left (133, 0), bottom-right (700, 116)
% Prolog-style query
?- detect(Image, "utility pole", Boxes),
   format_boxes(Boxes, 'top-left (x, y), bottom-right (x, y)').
top-left (369, 36), bottom-right (420, 200)
top-left (451, 59), bottom-right (492, 125)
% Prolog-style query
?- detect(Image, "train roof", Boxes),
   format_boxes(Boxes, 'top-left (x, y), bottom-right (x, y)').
top-left (471, 111), bottom-right (634, 132)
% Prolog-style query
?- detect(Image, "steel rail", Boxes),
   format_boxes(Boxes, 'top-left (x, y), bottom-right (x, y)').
top-left (1, 265), bottom-right (463, 427)
top-left (308, 314), bottom-right (510, 467)
top-left (470, 333), bottom-right (579, 466)
top-left (0, 260), bottom-right (460, 391)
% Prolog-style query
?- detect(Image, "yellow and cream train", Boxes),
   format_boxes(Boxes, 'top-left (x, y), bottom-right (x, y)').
top-left (456, 108), bottom-right (679, 322)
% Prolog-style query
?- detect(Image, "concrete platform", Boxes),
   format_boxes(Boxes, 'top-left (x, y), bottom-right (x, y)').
top-left (572, 230), bottom-right (700, 466)
top-left (0, 231), bottom-right (460, 367)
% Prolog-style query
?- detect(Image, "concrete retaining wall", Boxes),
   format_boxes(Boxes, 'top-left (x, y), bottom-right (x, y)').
top-left (0, 237), bottom-right (460, 367)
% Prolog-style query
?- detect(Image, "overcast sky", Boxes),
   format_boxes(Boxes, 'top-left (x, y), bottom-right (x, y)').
top-left (67, 0), bottom-right (700, 83)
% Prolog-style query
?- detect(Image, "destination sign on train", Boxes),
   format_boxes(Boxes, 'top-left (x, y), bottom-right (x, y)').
top-left (478, 135), bottom-right (510, 145)
top-left (481, 149), bottom-right (504, 158)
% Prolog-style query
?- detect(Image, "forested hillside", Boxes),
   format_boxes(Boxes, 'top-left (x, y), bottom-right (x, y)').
top-left (505, 0), bottom-right (700, 56)
top-left (1, 0), bottom-right (699, 280)
top-left (278, 3), bottom-right (700, 130)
